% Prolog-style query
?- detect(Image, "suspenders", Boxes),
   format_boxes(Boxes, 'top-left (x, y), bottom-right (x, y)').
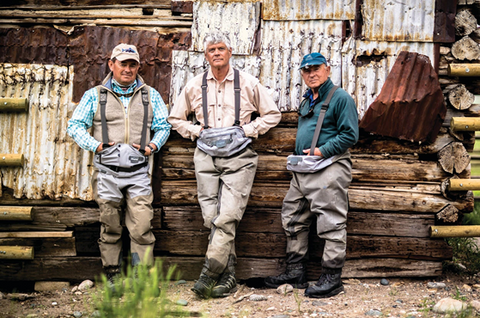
top-left (201, 69), bottom-right (241, 129)
top-left (308, 86), bottom-right (338, 155)
top-left (99, 86), bottom-right (150, 152)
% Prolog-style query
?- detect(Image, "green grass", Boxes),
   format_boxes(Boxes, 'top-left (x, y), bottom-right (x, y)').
top-left (92, 259), bottom-right (188, 318)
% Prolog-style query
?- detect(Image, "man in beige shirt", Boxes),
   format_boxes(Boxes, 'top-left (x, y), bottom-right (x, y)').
top-left (168, 31), bottom-right (281, 299)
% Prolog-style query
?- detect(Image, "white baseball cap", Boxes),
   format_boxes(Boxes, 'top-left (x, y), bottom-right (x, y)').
top-left (111, 43), bottom-right (140, 63)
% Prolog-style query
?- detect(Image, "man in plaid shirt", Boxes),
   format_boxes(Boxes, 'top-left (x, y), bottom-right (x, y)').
top-left (67, 43), bottom-right (170, 282)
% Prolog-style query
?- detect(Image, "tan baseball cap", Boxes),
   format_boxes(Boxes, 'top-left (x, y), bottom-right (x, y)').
top-left (111, 43), bottom-right (140, 63)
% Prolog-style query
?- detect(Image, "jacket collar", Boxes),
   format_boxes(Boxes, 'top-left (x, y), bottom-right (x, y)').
top-left (101, 72), bottom-right (145, 91)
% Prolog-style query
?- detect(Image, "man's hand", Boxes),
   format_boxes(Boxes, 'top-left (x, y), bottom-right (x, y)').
top-left (96, 142), bottom-right (115, 153)
top-left (133, 143), bottom-right (157, 156)
top-left (303, 147), bottom-right (322, 157)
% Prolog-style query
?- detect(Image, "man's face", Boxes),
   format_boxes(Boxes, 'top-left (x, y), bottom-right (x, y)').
top-left (108, 59), bottom-right (140, 86)
top-left (301, 64), bottom-right (331, 90)
top-left (205, 42), bottom-right (232, 69)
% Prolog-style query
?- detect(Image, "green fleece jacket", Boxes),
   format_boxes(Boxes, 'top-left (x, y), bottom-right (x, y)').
top-left (295, 78), bottom-right (359, 158)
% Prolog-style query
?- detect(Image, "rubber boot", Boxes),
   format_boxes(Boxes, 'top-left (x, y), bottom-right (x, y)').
top-left (304, 267), bottom-right (344, 298)
top-left (192, 267), bottom-right (217, 299)
top-left (264, 263), bottom-right (308, 289)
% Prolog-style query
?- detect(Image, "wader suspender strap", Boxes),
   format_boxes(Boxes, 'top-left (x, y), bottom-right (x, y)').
top-left (309, 86), bottom-right (338, 156)
top-left (201, 69), bottom-right (241, 129)
top-left (99, 86), bottom-right (149, 153)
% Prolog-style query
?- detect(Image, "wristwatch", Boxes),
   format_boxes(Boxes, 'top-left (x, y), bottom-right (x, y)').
top-left (147, 144), bottom-right (155, 154)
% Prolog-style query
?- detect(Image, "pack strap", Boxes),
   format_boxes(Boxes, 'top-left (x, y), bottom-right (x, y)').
top-left (201, 69), bottom-right (241, 129)
top-left (139, 87), bottom-right (149, 153)
top-left (309, 86), bottom-right (338, 156)
top-left (100, 88), bottom-right (109, 147)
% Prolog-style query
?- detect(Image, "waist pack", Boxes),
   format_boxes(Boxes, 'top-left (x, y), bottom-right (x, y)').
top-left (197, 126), bottom-right (252, 157)
top-left (94, 143), bottom-right (148, 176)
top-left (287, 154), bottom-right (336, 173)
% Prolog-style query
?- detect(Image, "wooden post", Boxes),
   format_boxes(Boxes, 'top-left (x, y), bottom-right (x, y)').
top-left (0, 98), bottom-right (29, 112)
top-left (0, 206), bottom-right (33, 221)
top-left (0, 154), bottom-right (24, 166)
top-left (448, 63), bottom-right (480, 77)
top-left (430, 225), bottom-right (480, 238)
top-left (448, 179), bottom-right (480, 191)
top-left (450, 117), bottom-right (480, 131)
top-left (0, 246), bottom-right (34, 260)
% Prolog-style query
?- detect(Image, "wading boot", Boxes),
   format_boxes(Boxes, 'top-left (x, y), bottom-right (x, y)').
top-left (264, 263), bottom-right (308, 289)
top-left (305, 268), bottom-right (344, 298)
top-left (192, 273), bottom-right (217, 299)
top-left (211, 272), bottom-right (237, 298)
top-left (104, 266), bottom-right (121, 293)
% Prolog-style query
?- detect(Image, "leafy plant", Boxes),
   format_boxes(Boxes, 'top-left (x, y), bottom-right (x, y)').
top-left (451, 286), bottom-right (468, 302)
top-left (92, 258), bottom-right (187, 318)
top-left (445, 237), bottom-right (480, 274)
top-left (293, 289), bottom-right (302, 314)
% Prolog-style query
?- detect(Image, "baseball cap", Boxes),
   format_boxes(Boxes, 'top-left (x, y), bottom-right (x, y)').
top-left (111, 43), bottom-right (140, 63)
top-left (299, 53), bottom-right (327, 69)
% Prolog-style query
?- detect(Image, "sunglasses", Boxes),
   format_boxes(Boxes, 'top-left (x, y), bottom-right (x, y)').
top-left (297, 100), bottom-right (315, 118)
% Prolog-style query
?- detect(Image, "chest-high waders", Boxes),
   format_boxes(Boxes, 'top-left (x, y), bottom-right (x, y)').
top-left (93, 87), bottom-right (155, 271)
top-left (193, 70), bottom-right (258, 283)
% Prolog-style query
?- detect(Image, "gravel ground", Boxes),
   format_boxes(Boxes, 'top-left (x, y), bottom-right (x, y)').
top-left (1, 271), bottom-right (480, 318)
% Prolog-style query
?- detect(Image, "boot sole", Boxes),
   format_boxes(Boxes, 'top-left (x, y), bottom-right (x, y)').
top-left (305, 285), bottom-right (344, 298)
top-left (265, 281), bottom-right (309, 289)
top-left (191, 287), bottom-right (210, 299)
top-left (211, 285), bottom-right (238, 298)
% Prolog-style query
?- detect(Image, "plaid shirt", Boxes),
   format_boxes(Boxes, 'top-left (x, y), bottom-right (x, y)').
top-left (67, 79), bottom-right (171, 153)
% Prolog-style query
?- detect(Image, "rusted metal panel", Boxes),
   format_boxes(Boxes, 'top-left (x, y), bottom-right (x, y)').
top-left (359, 51), bottom-right (446, 143)
top-left (262, 0), bottom-right (356, 21)
top-left (0, 27), bottom-right (68, 65)
top-left (360, 0), bottom-right (436, 42)
top-left (68, 26), bottom-right (190, 103)
top-left (353, 40), bottom-right (435, 118)
top-left (259, 20), bottom-right (345, 111)
top-left (190, 1), bottom-right (261, 55)
top-left (0, 63), bottom-right (93, 200)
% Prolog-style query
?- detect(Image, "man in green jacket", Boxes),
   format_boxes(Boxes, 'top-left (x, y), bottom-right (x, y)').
top-left (265, 53), bottom-right (359, 298)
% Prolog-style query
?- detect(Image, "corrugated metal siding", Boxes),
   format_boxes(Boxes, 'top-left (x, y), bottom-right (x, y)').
top-left (259, 20), bottom-right (345, 111)
top-left (353, 40), bottom-right (435, 118)
top-left (361, 0), bottom-right (436, 42)
top-left (262, 0), bottom-right (356, 21)
top-left (190, 1), bottom-right (261, 55)
top-left (0, 63), bottom-right (93, 200)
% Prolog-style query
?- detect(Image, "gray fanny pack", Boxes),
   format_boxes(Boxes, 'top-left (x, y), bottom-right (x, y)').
top-left (197, 126), bottom-right (252, 157)
top-left (94, 143), bottom-right (148, 176)
top-left (196, 68), bottom-right (252, 157)
top-left (287, 85), bottom-right (338, 173)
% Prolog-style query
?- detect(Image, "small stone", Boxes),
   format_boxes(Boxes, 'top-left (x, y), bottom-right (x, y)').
top-left (380, 279), bottom-right (389, 286)
top-left (176, 299), bottom-right (188, 306)
top-left (35, 281), bottom-right (70, 292)
top-left (266, 307), bottom-right (276, 311)
top-left (469, 300), bottom-right (480, 311)
top-left (427, 282), bottom-right (446, 289)
top-left (462, 284), bottom-right (472, 291)
top-left (395, 299), bottom-right (403, 304)
top-left (249, 294), bottom-right (267, 301)
top-left (75, 291), bottom-right (83, 296)
top-left (0, 291), bottom-right (4, 300)
top-left (276, 284), bottom-right (294, 294)
top-left (271, 315), bottom-right (290, 318)
top-left (176, 280), bottom-right (187, 285)
top-left (71, 286), bottom-right (78, 293)
top-left (52, 301), bottom-right (58, 306)
top-left (365, 309), bottom-right (382, 316)
top-left (91, 310), bottom-right (101, 317)
top-left (433, 297), bottom-right (467, 313)
top-left (26, 314), bottom-right (38, 318)
top-left (73, 311), bottom-right (83, 318)
top-left (78, 280), bottom-right (94, 291)
top-left (473, 284), bottom-right (480, 289)
top-left (312, 300), bottom-right (328, 307)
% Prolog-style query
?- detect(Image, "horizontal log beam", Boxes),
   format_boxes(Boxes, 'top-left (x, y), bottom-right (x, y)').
top-left (0, 237), bottom-right (76, 257)
top-left (0, 98), bottom-right (28, 112)
top-left (0, 246), bottom-right (34, 260)
top-left (0, 206), bottom-right (32, 221)
top-left (0, 256), bottom-right (443, 281)
top-left (430, 225), bottom-right (480, 237)
top-left (451, 117), bottom-right (480, 131)
top-left (448, 63), bottom-right (480, 76)
top-left (0, 154), bottom-right (24, 167)
top-left (448, 178), bottom-right (480, 191)
top-left (0, 231), bottom-right (73, 238)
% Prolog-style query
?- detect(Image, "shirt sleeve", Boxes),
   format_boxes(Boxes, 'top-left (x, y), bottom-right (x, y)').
top-left (66, 88), bottom-right (102, 153)
top-left (242, 83), bottom-right (282, 138)
top-left (168, 85), bottom-right (203, 141)
top-left (149, 88), bottom-right (172, 152)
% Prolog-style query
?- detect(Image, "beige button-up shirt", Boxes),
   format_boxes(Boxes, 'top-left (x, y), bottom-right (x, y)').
top-left (168, 67), bottom-right (281, 141)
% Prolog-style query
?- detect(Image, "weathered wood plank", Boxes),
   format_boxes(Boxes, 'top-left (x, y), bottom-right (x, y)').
top-left (0, 256), bottom-right (443, 281)
top-left (152, 230), bottom-right (452, 260)
top-left (0, 246), bottom-right (33, 260)
top-left (0, 231), bottom-right (73, 238)
top-left (158, 180), bottom-right (474, 213)
top-left (163, 206), bottom-right (435, 237)
top-left (0, 237), bottom-right (76, 257)
top-left (0, 206), bottom-right (32, 220)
